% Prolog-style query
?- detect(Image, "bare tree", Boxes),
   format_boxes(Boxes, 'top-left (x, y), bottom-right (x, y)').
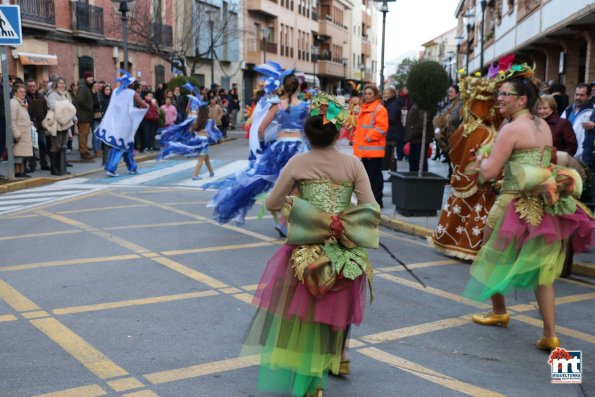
top-left (109, 0), bottom-right (242, 76)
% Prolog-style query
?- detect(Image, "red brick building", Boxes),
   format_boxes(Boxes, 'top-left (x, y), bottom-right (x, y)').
top-left (4, 0), bottom-right (175, 88)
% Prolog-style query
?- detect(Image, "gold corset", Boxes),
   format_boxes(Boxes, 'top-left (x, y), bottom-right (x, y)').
top-left (501, 147), bottom-right (552, 193)
top-left (297, 179), bottom-right (354, 215)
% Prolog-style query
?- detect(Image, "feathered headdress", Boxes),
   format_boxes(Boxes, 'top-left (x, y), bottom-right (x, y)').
top-left (115, 69), bottom-right (135, 94)
top-left (183, 81), bottom-right (200, 96)
top-left (310, 92), bottom-right (349, 130)
top-left (254, 62), bottom-right (295, 94)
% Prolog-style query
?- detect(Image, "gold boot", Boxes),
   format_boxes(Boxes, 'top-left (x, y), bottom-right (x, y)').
top-left (536, 336), bottom-right (560, 351)
top-left (305, 387), bottom-right (323, 397)
top-left (472, 312), bottom-right (510, 327)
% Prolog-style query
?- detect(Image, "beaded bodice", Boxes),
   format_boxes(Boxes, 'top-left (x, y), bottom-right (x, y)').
top-left (501, 147), bottom-right (552, 193)
top-left (275, 101), bottom-right (308, 131)
top-left (297, 179), bottom-right (354, 215)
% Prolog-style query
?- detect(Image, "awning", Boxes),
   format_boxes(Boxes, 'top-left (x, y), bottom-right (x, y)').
top-left (18, 53), bottom-right (58, 66)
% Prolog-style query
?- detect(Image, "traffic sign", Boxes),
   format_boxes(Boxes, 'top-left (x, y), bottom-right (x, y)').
top-left (0, 5), bottom-right (22, 46)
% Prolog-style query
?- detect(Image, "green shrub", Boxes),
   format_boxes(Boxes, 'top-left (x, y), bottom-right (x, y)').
top-left (406, 61), bottom-right (449, 112)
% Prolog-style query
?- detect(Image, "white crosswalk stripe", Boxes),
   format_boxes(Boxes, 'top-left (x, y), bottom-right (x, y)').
top-left (0, 182), bottom-right (107, 216)
top-left (175, 160), bottom-right (249, 188)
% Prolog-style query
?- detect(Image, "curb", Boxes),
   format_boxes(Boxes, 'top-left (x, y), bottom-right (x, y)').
top-left (379, 214), bottom-right (594, 279)
top-left (0, 137), bottom-right (238, 194)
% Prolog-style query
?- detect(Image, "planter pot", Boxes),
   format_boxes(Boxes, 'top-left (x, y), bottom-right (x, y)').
top-left (390, 171), bottom-right (449, 217)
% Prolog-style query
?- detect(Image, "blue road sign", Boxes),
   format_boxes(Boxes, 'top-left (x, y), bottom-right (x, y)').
top-left (0, 5), bottom-right (22, 46)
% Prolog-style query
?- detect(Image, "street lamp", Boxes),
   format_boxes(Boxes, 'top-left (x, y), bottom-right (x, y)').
top-left (373, 0), bottom-right (395, 93)
top-left (454, 35), bottom-right (463, 80)
top-left (312, 45), bottom-right (319, 89)
top-left (359, 63), bottom-right (365, 83)
top-left (480, 0), bottom-right (488, 74)
top-left (341, 57), bottom-right (348, 93)
top-left (446, 50), bottom-right (455, 83)
top-left (464, 12), bottom-right (475, 73)
top-left (112, 0), bottom-right (135, 72)
top-left (261, 27), bottom-right (270, 63)
top-left (206, 10), bottom-right (218, 88)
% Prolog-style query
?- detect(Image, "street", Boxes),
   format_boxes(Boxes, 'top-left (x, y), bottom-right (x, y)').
top-left (0, 137), bottom-right (593, 397)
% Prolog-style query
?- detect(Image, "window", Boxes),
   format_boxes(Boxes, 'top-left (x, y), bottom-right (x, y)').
top-left (78, 56), bottom-right (94, 78)
top-left (192, 74), bottom-right (205, 87)
top-left (155, 65), bottom-right (165, 86)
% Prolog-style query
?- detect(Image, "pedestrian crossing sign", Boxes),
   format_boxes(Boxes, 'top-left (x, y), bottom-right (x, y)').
top-left (0, 5), bottom-right (22, 46)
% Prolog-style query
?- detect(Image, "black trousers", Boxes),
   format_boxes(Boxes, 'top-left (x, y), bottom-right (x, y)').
top-left (408, 143), bottom-right (429, 173)
top-left (362, 157), bottom-right (384, 208)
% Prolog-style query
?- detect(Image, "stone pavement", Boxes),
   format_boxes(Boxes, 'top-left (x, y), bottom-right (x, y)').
top-left (1, 133), bottom-right (593, 277)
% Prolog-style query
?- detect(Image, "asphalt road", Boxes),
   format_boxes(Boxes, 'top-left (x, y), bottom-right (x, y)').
top-left (0, 138), bottom-right (593, 397)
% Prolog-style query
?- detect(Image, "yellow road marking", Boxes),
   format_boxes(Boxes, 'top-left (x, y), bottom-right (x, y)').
top-left (30, 317), bottom-right (129, 379)
top-left (89, 229), bottom-right (150, 254)
top-left (377, 259), bottom-right (459, 273)
top-left (376, 273), bottom-right (490, 309)
top-left (241, 284), bottom-right (258, 292)
top-left (0, 230), bottom-right (81, 241)
top-left (559, 277), bottom-right (595, 289)
top-left (231, 293), bottom-right (254, 304)
top-left (151, 256), bottom-right (229, 289)
top-left (32, 384), bottom-right (107, 397)
top-left (52, 291), bottom-right (219, 315)
top-left (122, 390), bottom-right (160, 397)
top-left (22, 310), bottom-right (49, 319)
top-left (0, 254), bottom-right (141, 272)
top-left (106, 377), bottom-right (145, 392)
top-left (162, 241), bottom-right (273, 256)
top-left (219, 287), bottom-right (241, 294)
top-left (513, 314), bottom-right (595, 344)
top-left (103, 220), bottom-right (204, 231)
top-left (0, 314), bottom-right (18, 322)
top-left (142, 252), bottom-right (160, 258)
top-left (5, 213), bottom-right (39, 219)
top-left (378, 230), bottom-right (433, 248)
top-left (357, 347), bottom-right (505, 397)
top-left (508, 292), bottom-right (595, 313)
top-left (35, 210), bottom-right (90, 228)
top-left (361, 315), bottom-right (471, 344)
top-left (57, 204), bottom-right (148, 215)
top-left (0, 279), bottom-right (40, 311)
top-left (144, 355), bottom-right (260, 384)
top-left (110, 192), bottom-right (277, 242)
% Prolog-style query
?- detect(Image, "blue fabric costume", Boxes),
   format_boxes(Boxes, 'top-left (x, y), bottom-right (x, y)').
top-left (158, 89), bottom-right (223, 160)
top-left (95, 71), bottom-right (148, 175)
top-left (204, 63), bottom-right (309, 225)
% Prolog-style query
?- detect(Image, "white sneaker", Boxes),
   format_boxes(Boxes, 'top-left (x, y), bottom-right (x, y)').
top-left (129, 169), bottom-right (139, 175)
top-left (106, 171), bottom-right (119, 177)
top-left (191, 175), bottom-right (202, 180)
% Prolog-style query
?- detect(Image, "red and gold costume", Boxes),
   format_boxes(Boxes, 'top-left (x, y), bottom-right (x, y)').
top-left (431, 76), bottom-right (503, 260)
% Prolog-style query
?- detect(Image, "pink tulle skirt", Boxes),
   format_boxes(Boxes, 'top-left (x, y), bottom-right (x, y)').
top-left (252, 244), bottom-right (366, 330)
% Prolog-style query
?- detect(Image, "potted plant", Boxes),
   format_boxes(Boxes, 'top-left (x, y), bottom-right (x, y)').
top-left (391, 60), bottom-right (450, 216)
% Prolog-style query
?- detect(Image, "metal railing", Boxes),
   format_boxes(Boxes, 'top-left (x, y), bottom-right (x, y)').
top-left (152, 22), bottom-right (173, 48)
top-left (73, 2), bottom-right (104, 35)
top-left (19, 0), bottom-right (55, 25)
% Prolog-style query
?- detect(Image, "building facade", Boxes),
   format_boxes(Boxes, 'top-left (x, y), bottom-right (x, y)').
top-left (421, 27), bottom-right (458, 84)
top-left (456, 0), bottom-right (595, 89)
top-left (242, 0), bottom-right (378, 101)
top-left (4, 0), bottom-right (177, 89)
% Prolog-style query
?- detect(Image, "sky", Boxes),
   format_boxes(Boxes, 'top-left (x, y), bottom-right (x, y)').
top-left (378, 0), bottom-right (461, 63)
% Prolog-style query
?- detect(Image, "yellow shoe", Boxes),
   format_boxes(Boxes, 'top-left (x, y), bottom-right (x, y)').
top-left (305, 387), bottom-right (323, 397)
top-left (472, 312), bottom-right (510, 327)
top-left (536, 336), bottom-right (560, 351)
top-left (339, 360), bottom-right (350, 375)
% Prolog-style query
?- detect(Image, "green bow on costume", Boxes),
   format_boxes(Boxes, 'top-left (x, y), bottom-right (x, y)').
top-left (281, 197), bottom-right (380, 300)
top-left (309, 92), bottom-right (350, 130)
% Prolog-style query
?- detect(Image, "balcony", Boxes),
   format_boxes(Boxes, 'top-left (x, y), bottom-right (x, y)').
top-left (246, 0), bottom-right (279, 17)
top-left (152, 22), bottom-right (173, 48)
top-left (316, 59), bottom-right (344, 77)
top-left (318, 18), bottom-right (348, 40)
top-left (19, 0), bottom-right (55, 30)
top-left (260, 41), bottom-right (278, 54)
top-left (361, 39), bottom-right (372, 57)
top-left (312, 10), bottom-right (319, 21)
top-left (72, 2), bottom-right (104, 39)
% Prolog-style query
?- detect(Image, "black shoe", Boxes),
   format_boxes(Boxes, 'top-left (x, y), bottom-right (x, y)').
top-left (15, 173), bottom-right (32, 178)
top-left (26, 167), bottom-right (36, 173)
top-left (41, 165), bottom-right (51, 171)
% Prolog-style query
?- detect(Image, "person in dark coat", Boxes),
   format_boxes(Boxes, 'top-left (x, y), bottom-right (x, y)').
top-left (396, 86), bottom-right (412, 160)
top-left (25, 79), bottom-right (50, 172)
top-left (537, 94), bottom-right (577, 155)
top-left (382, 86), bottom-right (401, 173)
top-left (404, 103), bottom-right (435, 173)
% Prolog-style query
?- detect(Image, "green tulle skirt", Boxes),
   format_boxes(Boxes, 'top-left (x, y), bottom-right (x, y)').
top-left (463, 216), bottom-right (566, 302)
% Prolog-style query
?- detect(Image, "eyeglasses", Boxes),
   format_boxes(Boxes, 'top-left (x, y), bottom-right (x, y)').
top-left (496, 91), bottom-right (520, 98)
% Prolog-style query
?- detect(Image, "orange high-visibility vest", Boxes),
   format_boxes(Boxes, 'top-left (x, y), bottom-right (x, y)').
top-left (353, 99), bottom-right (388, 159)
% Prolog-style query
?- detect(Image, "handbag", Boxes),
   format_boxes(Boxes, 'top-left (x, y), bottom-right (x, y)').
top-left (31, 126), bottom-right (39, 149)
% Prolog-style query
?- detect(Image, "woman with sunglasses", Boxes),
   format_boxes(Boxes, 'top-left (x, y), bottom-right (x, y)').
top-left (463, 66), bottom-right (594, 351)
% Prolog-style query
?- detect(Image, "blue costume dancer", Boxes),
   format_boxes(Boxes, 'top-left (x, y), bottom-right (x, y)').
top-left (204, 63), bottom-right (309, 228)
top-left (95, 71), bottom-right (148, 177)
top-left (158, 89), bottom-right (222, 161)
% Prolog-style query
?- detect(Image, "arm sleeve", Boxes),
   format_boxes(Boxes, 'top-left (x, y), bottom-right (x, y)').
top-left (266, 157), bottom-right (297, 211)
top-left (10, 100), bottom-right (21, 139)
top-left (366, 106), bottom-right (388, 142)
